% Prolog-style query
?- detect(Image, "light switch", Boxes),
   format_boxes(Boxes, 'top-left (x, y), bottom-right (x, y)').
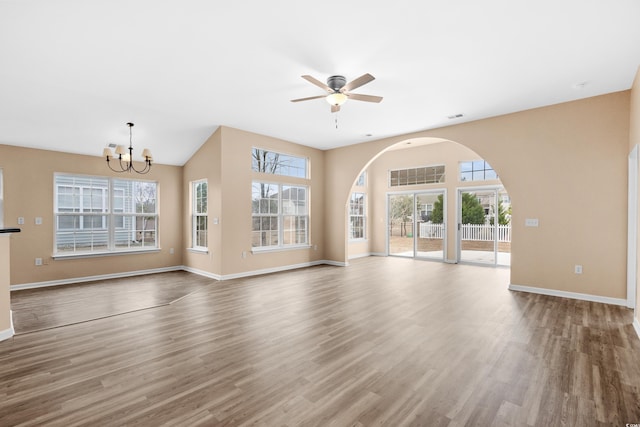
top-left (35, 217), bottom-right (42, 225)
top-left (525, 218), bottom-right (539, 227)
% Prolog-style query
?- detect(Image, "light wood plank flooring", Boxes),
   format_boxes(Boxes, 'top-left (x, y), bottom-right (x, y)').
top-left (11, 271), bottom-right (215, 334)
top-left (1, 257), bottom-right (639, 426)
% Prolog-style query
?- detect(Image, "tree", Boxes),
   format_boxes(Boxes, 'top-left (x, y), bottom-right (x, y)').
top-left (252, 148), bottom-right (280, 175)
top-left (461, 193), bottom-right (485, 224)
top-left (432, 193), bottom-right (485, 224)
top-left (490, 198), bottom-right (510, 225)
top-left (390, 195), bottom-right (413, 236)
top-left (431, 194), bottom-right (444, 223)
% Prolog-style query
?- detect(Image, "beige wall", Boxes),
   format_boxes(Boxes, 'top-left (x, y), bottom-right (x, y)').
top-left (0, 145), bottom-right (184, 285)
top-left (182, 126), bottom-right (326, 277)
top-left (183, 127), bottom-right (223, 275)
top-left (328, 91), bottom-right (630, 299)
top-left (350, 141), bottom-right (503, 260)
top-left (630, 67), bottom-right (640, 322)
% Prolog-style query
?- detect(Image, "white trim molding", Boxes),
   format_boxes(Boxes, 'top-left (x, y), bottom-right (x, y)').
top-left (181, 266), bottom-right (222, 281)
top-left (218, 260), bottom-right (347, 281)
top-left (10, 266), bottom-right (184, 291)
top-left (0, 310), bottom-right (14, 342)
top-left (509, 284), bottom-right (627, 307)
top-left (10, 261), bottom-right (351, 292)
top-left (348, 252), bottom-right (372, 260)
top-left (633, 317), bottom-right (640, 340)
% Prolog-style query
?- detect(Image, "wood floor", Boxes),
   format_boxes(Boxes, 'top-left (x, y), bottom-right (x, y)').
top-left (11, 271), bottom-right (215, 334)
top-left (1, 257), bottom-right (639, 426)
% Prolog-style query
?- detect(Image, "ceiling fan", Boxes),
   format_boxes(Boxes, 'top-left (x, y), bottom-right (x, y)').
top-left (291, 74), bottom-right (383, 113)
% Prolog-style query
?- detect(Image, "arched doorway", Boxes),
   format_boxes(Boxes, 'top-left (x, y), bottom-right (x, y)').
top-left (346, 138), bottom-right (511, 267)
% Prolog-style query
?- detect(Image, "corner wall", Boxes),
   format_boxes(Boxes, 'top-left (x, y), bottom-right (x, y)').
top-left (181, 126), bottom-right (327, 278)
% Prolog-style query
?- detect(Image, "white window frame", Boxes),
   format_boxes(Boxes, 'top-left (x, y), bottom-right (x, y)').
top-left (53, 173), bottom-right (159, 257)
top-left (191, 179), bottom-right (208, 252)
top-left (251, 181), bottom-right (309, 252)
top-left (349, 192), bottom-right (366, 240)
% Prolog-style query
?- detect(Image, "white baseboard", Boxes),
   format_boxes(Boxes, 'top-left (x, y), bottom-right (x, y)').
top-left (348, 252), bottom-right (371, 260)
top-left (0, 310), bottom-right (14, 342)
top-left (445, 258), bottom-right (457, 264)
top-left (181, 266), bottom-right (222, 281)
top-left (9, 260), bottom-right (350, 292)
top-left (633, 317), bottom-right (640, 340)
top-left (219, 260), bottom-right (347, 280)
top-left (509, 284), bottom-right (628, 307)
top-left (10, 266), bottom-right (184, 291)
top-left (370, 252), bottom-right (386, 257)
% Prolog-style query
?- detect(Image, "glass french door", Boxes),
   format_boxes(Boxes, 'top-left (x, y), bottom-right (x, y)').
top-left (388, 191), bottom-right (446, 260)
top-left (457, 187), bottom-right (511, 266)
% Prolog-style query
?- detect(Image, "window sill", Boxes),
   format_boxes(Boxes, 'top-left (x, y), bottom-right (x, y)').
top-left (349, 238), bottom-right (368, 243)
top-left (187, 248), bottom-right (209, 254)
top-left (52, 248), bottom-right (161, 260)
top-left (251, 244), bottom-right (311, 254)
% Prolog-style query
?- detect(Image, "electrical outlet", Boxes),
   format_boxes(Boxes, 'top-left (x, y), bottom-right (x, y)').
top-left (35, 217), bottom-right (42, 225)
top-left (242, 251), bottom-right (247, 258)
top-left (169, 248), bottom-right (174, 254)
top-left (574, 265), bottom-right (583, 274)
top-left (17, 217), bottom-right (24, 225)
top-left (35, 258), bottom-right (43, 266)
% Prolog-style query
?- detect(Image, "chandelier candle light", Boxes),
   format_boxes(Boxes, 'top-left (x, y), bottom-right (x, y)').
top-left (102, 122), bottom-right (152, 174)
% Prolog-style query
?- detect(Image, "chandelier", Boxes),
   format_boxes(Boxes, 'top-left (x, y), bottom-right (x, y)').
top-left (102, 122), bottom-right (152, 174)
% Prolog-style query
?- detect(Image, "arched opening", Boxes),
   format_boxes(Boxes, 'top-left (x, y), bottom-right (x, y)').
top-left (345, 137), bottom-right (511, 267)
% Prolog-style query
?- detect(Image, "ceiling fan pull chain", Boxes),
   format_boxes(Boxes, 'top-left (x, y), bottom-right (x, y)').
top-left (335, 111), bottom-right (339, 129)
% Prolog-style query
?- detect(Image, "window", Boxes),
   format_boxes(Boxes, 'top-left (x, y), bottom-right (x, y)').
top-left (355, 171), bottom-right (366, 187)
top-left (252, 181), bottom-right (308, 249)
top-left (54, 174), bottom-right (158, 255)
top-left (192, 180), bottom-right (208, 250)
top-left (389, 165), bottom-right (445, 187)
top-left (460, 160), bottom-right (497, 181)
top-left (252, 148), bottom-right (307, 178)
top-left (349, 192), bottom-right (366, 240)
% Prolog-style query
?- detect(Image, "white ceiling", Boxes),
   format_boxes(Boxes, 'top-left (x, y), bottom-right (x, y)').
top-left (1, 0), bottom-right (639, 166)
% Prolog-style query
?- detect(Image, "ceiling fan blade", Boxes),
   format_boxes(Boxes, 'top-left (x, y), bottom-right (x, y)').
top-left (341, 73), bottom-right (375, 92)
top-left (346, 93), bottom-right (383, 103)
top-left (301, 75), bottom-right (333, 92)
top-left (291, 95), bottom-right (327, 103)
top-left (331, 104), bottom-right (340, 113)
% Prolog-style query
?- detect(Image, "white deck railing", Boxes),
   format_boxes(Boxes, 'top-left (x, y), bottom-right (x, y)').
top-left (418, 223), bottom-right (511, 242)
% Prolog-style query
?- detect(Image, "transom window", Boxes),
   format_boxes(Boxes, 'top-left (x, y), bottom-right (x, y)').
top-left (192, 180), bottom-right (208, 250)
top-left (252, 148), bottom-right (308, 178)
top-left (389, 165), bottom-right (445, 187)
top-left (54, 174), bottom-right (158, 255)
top-left (460, 160), bottom-right (497, 181)
top-left (355, 171), bottom-right (366, 187)
top-left (252, 181), bottom-right (308, 249)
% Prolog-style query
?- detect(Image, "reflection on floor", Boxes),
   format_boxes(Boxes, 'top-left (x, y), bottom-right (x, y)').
top-left (11, 271), bottom-right (215, 334)
top-left (391, 250), bottom-right (511, 265)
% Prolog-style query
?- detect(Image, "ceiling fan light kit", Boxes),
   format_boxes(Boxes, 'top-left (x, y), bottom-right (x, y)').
top-left (291, 73), bottom-right (383, 113)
